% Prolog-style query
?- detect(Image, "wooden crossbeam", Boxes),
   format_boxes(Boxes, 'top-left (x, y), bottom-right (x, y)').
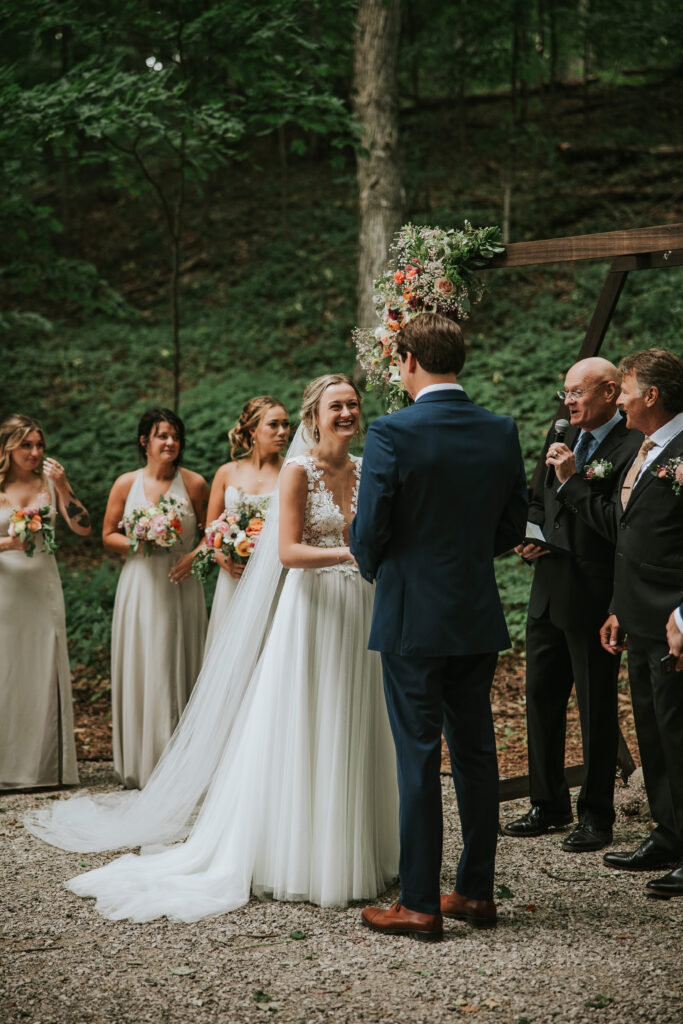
top-left (487, 222), bottom-right (683, 268)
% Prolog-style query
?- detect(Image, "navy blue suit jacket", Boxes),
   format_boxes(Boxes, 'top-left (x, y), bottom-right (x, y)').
top-left (350, 389), bottom-right (528, 656)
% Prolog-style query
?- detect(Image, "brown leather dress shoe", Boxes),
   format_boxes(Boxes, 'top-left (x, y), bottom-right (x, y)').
top-left (440, 891), bottom-right (497, 928)
top-left (361, 901), bottom-right (443, 941)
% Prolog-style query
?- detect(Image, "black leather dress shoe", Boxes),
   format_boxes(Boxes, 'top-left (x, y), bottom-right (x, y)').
top-left (562, 823), bottom-right (612, 852)
top-left (645, 862), bottom-right (683, 898)
top-left (502, 805), bottom-right (573, 838)
top-left (603, 836), bottom-right (676, 872)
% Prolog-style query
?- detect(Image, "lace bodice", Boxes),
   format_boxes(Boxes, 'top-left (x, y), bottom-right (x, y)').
top-left (286, 454), bottom-right (361, 573)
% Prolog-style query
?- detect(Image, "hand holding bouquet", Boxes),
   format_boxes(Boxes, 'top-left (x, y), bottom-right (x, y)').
top-left (192, 497), bottom-right (269, 582)
top-left (8, 505), bottom-right (57, 557)
top-left (120, 494), bottom-right (187, 555)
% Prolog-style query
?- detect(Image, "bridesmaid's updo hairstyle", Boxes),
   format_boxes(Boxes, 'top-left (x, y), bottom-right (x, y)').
top-left (396, 311), bottom-right (466, 375)
top-left (0, 414), bottom-right (46, 494)
top-left (137, 407), bottom-right (185, 467)
top-left (300, 374), bottom-right (362, 445)
top-left (228, 396), bottom-right (285, 460)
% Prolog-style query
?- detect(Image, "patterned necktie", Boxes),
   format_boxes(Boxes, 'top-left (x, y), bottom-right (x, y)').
top-left (620, 438), bottom-right (655, 509)
top-left (573, 431), bottom-right (594, 473)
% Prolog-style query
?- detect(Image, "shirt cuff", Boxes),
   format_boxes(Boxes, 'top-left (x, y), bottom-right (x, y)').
top-left (674, 607), bottom-right (683, 633)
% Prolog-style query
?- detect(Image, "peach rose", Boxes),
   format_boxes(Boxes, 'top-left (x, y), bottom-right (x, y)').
top-left (435, 276), bottom-right (454, 296)
top-left (393, 270), bottom-right (405, 284)
top-left (676, 464), bottom-right (683, 486)
top-left (405, 266), bottom-right (418, 280)
top-left (28, 515), bottom-right (43, 532)
top-left (212, 532), bottom-right (223, 549)
top-left (246, 516), bottom-right (265, 537)
top-left (658, 467), bottom-right (668, 478)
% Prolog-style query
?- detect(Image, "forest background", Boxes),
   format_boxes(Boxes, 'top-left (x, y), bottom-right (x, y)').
top-left (1, 0), bottom-right (682, 768)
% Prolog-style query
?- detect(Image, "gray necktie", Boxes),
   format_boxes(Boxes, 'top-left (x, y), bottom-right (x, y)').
top-left (573, 431), bottom-right (594, 473)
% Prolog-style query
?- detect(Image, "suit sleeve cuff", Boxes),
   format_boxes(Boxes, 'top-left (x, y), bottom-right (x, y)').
top-left (675, 607), bottom-right (683, 633)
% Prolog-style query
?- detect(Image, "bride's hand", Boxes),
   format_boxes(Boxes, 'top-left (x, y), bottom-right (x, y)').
top-left (215, 550), bottom-right (244, 579)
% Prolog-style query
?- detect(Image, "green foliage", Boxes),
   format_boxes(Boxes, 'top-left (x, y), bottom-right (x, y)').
top-left (59, 559), bottom-right (119, 670)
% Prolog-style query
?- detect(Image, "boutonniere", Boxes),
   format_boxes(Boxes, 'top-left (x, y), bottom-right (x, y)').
top-left (583, 459), bottom-right (612, 481)
top-left (651, 455), bottom-right (683, 495)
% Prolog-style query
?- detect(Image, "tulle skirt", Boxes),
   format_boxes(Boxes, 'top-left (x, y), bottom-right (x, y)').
top-left (68, 565), bottom-right (399, 922)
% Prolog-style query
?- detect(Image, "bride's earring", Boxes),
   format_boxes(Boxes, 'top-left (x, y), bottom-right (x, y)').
top-left (313, 426), bottom-right (320, 443)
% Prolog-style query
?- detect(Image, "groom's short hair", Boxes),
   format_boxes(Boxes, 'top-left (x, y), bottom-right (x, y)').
top-left (396, 313), bottom-right (466, 375)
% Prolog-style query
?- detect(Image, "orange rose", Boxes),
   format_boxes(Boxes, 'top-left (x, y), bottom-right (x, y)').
top-left (212, 532), bottom-right (223, 549)
top-left (235, 537), bottom-right (251, 558)
top-left (245, 517), bottom-right (265, 537)
top-left (170, 517), bottom-right (182, 530)
top-left (28, 515), bottom-right (42, 532)
top-left (402, 290), bottom-right (413, 302)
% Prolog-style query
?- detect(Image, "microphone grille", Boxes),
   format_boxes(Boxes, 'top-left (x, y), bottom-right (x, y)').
top-left (555, 418), bottom-right (570, 434)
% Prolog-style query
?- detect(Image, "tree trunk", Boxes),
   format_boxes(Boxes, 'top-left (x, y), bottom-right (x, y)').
top-left (352, 0), bottom-right (403, 334)
top-left (171, 136), bottom-right (186, 413)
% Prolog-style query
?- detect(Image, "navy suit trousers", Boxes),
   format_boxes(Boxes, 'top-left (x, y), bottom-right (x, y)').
top-left (380, 651), bottom-right (499, 914)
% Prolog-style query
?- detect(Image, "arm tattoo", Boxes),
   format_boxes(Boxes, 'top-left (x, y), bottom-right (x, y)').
top-left (65, 500), bottom-right (90, 528)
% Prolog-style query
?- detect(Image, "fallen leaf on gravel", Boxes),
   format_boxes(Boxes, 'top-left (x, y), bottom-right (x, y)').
top-left (481, 997), bottom-right (501, 1008)
top-left (289, 930), bottom-right (307, 940)
top-left (253, 989), bottom-right (272, 1003)
top-left (126, 960), bottom-right (144, 966)
top-left (458, 1005), bottom-right (478, 1014)
top-left (79, 861), bottom-right (91, 868)
top-left (616, 934), bottom-right (633, 940)
top-left (525, 904), bottom-right (537, 912)
top-left (169, 966), bottom-right (195, 976)
top-left (495, 883), bottom-right (514, 899)
top-left (585, 994), bottom-right (613, 1009)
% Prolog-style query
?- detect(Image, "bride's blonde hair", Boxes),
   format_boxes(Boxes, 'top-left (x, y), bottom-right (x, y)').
top-left (0, 414), bottom-right (46, 498)
top-left (300, 374), bottom-right (362, 444)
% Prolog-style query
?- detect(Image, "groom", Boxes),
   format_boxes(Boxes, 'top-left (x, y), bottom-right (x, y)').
top-left (350, 312), bottom-right (527, 941)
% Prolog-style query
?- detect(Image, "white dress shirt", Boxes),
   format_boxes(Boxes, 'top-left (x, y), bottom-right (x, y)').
top-left (414, 382), bottom-right (464, 402)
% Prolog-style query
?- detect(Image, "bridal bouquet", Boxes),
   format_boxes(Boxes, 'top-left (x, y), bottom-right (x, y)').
top-left (8, 505), bottom-right (57, 557)
top-left (354, 221), bottom-right (503, 410)
top-left (120, 494), bottom-right (186, 555)
top-left (192, 497), bottom-right (269, 581)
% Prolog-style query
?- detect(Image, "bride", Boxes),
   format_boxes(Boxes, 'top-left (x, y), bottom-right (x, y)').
top-left (25, 374), bottom-right (399, 922)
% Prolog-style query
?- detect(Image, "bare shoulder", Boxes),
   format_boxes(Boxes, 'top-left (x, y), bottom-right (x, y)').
top-left (109, 470), bottom-right (137, 500)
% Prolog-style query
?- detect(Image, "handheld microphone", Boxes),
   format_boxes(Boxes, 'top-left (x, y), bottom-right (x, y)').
top-left (545, 417), bottom-right (570, 488)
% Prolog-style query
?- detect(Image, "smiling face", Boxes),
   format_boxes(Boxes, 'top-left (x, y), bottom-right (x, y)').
top-left (143, 421), bottom-right (181, 465)
top-left (616, 372), bottom-right (653, 433)
top-left (315, 383), bottom-right (361, 444)
top-left (252, 405), bottom-right (290, 456)
top-left (10, 429), bottom-right (45, 475)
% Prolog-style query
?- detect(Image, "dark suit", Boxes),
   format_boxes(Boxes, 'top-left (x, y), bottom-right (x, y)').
top-left (524, 418), bottom-right (640, 829)
top-left (350, 388), bottom-right (527, 913)
top-left (561, 427), bottom-right (683, 854)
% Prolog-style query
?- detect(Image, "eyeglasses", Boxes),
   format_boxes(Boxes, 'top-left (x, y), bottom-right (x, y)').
top-left (556, 382), bottom-right (609, 402)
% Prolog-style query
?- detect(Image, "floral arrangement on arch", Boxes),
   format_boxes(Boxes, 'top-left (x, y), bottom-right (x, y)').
top-left (354, 221), bottom-right (504, 410)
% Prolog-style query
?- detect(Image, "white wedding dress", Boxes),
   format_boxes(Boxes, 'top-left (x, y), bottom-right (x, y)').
top-left (32, 449), bottom-right (399, 922)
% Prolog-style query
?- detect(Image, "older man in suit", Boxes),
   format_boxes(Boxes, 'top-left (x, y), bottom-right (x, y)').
top-left (503, 357), bottom-right (640, 852)
top-left (552, 348), bottom-right (683, 897)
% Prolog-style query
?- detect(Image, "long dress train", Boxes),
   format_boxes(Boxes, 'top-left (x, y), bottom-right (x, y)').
top-left (66, 454), bottom-right (398, 921)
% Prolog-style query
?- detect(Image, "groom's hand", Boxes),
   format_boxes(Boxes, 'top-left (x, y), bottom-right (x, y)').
top-left (515, 542), bottom-right (549, 561)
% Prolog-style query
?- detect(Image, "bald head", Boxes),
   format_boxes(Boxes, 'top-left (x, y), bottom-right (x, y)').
top-left (562, 357), bottom-right (621, 430)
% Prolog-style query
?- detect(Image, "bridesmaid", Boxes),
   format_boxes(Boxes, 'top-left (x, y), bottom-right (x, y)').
top-left (103, 408), bottom-right (209, 789)
top-left (202, 396), bottom-right (290, 653)
top-left (0, 414), bottom-right (91, 790)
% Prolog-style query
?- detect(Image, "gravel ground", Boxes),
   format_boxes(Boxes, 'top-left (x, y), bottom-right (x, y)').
top-left (1, 763), bottom-right (681, 1024)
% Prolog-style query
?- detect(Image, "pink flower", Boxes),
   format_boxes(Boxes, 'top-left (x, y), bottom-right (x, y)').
top-left (435, 276), bottom-right (454, 296)
top-left (405, 266), bottom-right (418, 281)
top-left (393, 270), bottom-right (405, 284)
top-left (676, 465), bottom-right (683, 486)
top-left (658, 467), bottom-right (668, 478)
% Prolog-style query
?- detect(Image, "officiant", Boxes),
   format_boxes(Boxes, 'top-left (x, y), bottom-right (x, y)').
top-left (503, 357), bottom-right (640, 851)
